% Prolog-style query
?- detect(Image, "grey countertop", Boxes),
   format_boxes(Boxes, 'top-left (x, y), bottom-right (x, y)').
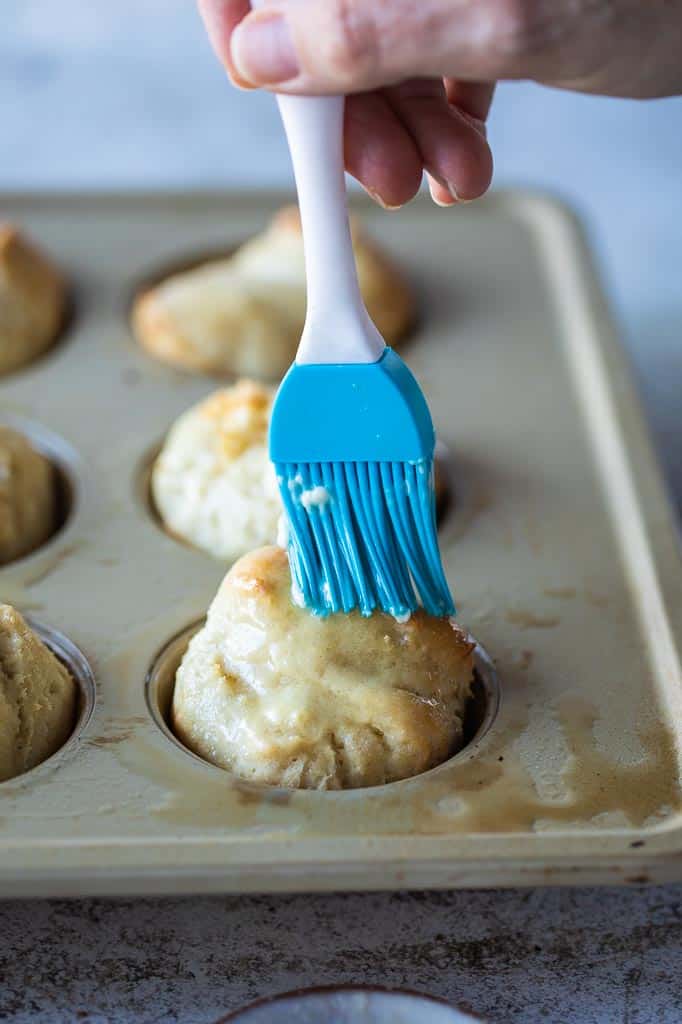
top-left (2, 3), bottom-right (682, 1022)
top-left (3, 886), bottom-right (682, 1023)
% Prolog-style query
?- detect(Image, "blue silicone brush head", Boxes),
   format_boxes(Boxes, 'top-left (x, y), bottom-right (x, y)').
top-left (270, 348), bottom-right (455, 619)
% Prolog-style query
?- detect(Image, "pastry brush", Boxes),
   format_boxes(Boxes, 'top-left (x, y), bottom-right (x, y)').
top-left (269, 91), bottom-right (454, 620)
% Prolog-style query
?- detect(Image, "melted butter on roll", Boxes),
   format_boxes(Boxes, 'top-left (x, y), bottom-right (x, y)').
top-left (173, 546), bottom-right (474, 790)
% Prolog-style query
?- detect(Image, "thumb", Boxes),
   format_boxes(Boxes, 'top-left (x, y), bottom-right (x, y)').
top-left (230, 0), bottom-right (509, 93)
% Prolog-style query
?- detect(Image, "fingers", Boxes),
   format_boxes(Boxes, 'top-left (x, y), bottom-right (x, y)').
top-left (204, 0), bottom-right (671, 100)
top-left (197, 2), bottom-right (496, 211)
top-left (384, 79), bottom-right (493, 203)
top-left (228, 0), bottom-right (555, 94)
top-left (346, 79), bottom-right (494, 211)
top-left (427, 80), bottom-right (495, 205)
top-left (197, 0), bottom-right (253, 86)
top-left (230, 0), bottom-right (428, 92)
top-left (344, 93), bottom-right (423, 208)
top-left (444, 80), bottom-right (496, 126)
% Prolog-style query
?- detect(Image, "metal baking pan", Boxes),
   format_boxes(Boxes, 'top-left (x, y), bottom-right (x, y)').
top-left (0, 189), bottom-right (680, 898)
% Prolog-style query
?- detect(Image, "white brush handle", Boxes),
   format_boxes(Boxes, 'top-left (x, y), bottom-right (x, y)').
top-left (275, 93), bottom-right (386, 365)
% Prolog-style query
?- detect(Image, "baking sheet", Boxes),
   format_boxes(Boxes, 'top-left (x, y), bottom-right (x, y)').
top-left (0, 190), bottom-right (681, 897)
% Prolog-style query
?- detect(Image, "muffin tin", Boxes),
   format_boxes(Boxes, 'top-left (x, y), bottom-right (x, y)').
top-left (0, 189), bottom-right (681, 897)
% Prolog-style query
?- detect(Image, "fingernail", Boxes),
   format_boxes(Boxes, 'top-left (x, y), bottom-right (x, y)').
top-left (231, 13), bottom-right (300, 85)
top-left (447, 182), bottom-right (473, 204)
top-left (366, 188), bottom-right (403, 211)
top-left (428, 181), bottom-right (455, 208)
top-left (228, 67), bottom-right (257, 91)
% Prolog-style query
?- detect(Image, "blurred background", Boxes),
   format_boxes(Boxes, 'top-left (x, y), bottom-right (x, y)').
top-left (2, 0), bottom-right (681, 503)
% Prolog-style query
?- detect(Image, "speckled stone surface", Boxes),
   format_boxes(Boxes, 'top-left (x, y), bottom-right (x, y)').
top-left (2, 3), bottom-right (682, 1022)
top-left (2, 886), bottom-right (682, 1023)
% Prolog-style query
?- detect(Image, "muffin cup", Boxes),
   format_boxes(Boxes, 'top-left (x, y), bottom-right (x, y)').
top-left (0, 618), bottom-right (96, 787)
top-left (145, 620), bottom-right (500, 791)
top-left (0, 415), bottom-right (81, 564)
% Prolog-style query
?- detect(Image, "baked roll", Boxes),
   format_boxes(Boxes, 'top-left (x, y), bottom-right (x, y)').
top-left (0, 426), bottom-right (56, 564)
top-left (0, 226), bottom-right (66, 375)
top-left (151, 380), bottom-right (279, 562)
top-left (173, 546), bottom-right (474, 790)
top-left (0, 606), bottom-right (77, 782)
top-left (133, 205), bottom-right (415, 378)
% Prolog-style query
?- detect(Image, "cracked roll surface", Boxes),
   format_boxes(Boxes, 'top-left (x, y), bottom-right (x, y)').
top-left (151, 380), bottom-right (280, 561)
top-left (0, 605), bottom-right (76, 782)
top-left (0, 426), bottom-right (56, 564)
top-left (133, 205), bottom-right (415, 378)
top-left (172, 546), bottom-right (474, 790)
top-left (0, 226), bottom-right (65, 375)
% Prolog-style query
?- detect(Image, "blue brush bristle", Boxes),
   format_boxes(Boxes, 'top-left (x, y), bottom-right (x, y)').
top-left (276, 458), bottom-right (455, 619)
top-left (270, 348), bottom-right (456, 619)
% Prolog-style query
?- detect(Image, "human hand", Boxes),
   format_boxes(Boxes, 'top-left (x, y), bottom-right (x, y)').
top-left (198, 0), bottom-right (682, 208)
